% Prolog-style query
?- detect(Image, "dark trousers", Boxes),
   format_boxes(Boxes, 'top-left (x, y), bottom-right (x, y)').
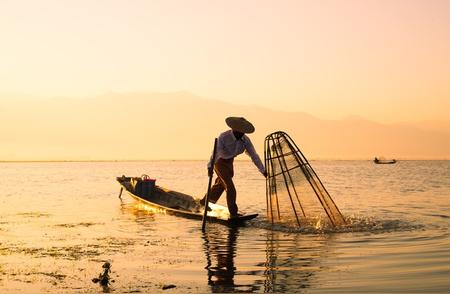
top-left (202, 158), bottom-right (238, 216)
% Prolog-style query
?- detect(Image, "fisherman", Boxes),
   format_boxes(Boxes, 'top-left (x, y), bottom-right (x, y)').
top-left (200, 117), bottom-right (267, 218)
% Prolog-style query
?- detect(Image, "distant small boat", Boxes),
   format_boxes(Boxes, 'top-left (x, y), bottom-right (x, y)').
top-left (373, 157), bottom-right (397, 164)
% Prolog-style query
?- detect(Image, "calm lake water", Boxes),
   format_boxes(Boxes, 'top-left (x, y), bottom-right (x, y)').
top-left (0, 160), bottom-right (449, 293)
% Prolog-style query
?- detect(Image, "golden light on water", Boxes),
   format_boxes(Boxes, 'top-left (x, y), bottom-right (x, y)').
top-left (134, 203), bottom-right (167, 215)
top-left (0, 161), bottom-right (449, 292)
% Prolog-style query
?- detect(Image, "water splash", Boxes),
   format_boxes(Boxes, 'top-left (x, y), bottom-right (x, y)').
top-left (249, 215), bottom-right (424, 234)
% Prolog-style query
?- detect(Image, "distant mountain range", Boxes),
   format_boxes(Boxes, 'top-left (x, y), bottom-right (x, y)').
top-left (1, 92), bottom-right (449, 160)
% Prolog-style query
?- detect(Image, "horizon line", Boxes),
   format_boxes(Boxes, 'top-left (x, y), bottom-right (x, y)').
top-left (1, 158), bottom-right (449, 163)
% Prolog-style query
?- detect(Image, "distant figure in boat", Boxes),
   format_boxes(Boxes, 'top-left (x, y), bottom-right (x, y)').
top-left (374, 157), bottom-right (397, 164)
top-left (200, 117), bottom-right (267, 217)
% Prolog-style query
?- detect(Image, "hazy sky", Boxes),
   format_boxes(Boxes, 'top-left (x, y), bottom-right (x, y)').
top-left (1, 0), bottom-right (449, 123)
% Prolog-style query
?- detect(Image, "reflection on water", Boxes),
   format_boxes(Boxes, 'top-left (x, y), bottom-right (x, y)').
top-left (119, 197), bottom-right (158, 225)
top-left (202, 225), bottom-right (333, 293)
top-left (263, 232), bottom-right (333, 293)
top-left (203, 226), bottom-right (240, 292)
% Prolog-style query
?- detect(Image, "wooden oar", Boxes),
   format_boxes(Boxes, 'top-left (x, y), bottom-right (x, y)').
top-left (202, 138), bottom-right (218, 232)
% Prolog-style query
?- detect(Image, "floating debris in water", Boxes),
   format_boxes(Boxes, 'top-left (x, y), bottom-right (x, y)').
top-left (92, 262), bottom-right (115, 291)
top-left (16, 212), bottom-right (51, 218)
top-left (162, 284), bottom-right (176, 290)
top-left (54, 222), bottom-right (101, 228)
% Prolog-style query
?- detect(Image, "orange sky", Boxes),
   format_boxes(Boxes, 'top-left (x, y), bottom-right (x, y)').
top-left (1, 0), bottom-right (449, 123)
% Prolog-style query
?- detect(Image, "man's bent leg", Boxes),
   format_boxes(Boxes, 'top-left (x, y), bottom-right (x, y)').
top-left (207, 176), bottom-right (225, 204)
top-left (200, 168), bottom-right (225, 205)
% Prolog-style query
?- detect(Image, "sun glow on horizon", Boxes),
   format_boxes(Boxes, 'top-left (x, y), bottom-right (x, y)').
top-left (1, 0), bottom-right (449, 160)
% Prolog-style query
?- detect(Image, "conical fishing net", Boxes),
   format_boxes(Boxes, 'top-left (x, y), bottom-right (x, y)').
top-left (265, 131), bottom-right (345, 227)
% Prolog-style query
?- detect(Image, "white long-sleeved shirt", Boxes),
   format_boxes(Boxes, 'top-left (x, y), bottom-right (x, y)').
top-left (207, 130), bottom-right (266, 175)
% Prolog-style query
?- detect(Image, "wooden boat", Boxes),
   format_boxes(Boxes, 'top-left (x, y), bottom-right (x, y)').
top-left (116, 176), bottom-right (258, 226)
top-left (374, 157), bottom-right (397, 164)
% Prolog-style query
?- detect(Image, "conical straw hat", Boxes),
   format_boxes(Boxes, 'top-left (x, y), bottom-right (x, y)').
top-left (225, 117), bottom-right (255, 134)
